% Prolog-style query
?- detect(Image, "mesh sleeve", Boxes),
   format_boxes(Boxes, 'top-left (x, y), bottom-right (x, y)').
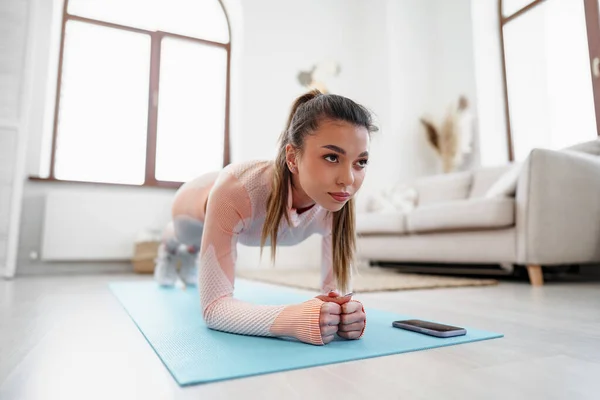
top-left (199, 171), bottom-right (325, 345)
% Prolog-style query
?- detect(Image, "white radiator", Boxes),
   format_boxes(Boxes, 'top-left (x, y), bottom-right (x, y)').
top-left (41, 190), bottom-right (174, 261)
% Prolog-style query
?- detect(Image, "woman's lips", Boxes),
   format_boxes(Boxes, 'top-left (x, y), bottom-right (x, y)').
top-left (329, 192), bottom-right (351, 202)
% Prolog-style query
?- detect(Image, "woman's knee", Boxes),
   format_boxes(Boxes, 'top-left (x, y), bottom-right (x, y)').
top-left (173, 215), bottom-right (204, 247)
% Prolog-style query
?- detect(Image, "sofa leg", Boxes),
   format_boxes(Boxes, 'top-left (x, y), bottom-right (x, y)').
top-left (526, 264), bottom-right (544, 286)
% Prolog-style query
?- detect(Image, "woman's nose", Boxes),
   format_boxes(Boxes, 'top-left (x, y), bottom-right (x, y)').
top-left (337, 166), bottom-right (355, 187)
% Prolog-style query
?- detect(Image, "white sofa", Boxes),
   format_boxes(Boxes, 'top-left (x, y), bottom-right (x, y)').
top-left (356, 141), bottom-right (600, 286)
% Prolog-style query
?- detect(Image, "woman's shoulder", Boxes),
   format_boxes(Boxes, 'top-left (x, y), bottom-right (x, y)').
top-left (205, 160), bottom-right (273, 217)
top-left (221, 159), bottom-right (274, 189)
top-left (223, 159), bottom-right (272, 177)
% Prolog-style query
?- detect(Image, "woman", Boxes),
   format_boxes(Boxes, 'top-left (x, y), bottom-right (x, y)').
top-left (155, 89), bottom-right (377, 345)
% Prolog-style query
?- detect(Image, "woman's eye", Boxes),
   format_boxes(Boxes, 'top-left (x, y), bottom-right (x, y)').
top-left (357, 159), bottom-right (369, 168)
top-left (324, 154), bottom-right (338, 163)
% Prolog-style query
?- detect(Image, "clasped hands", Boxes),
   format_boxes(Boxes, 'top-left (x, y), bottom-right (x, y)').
top-left (316, 291), bottom-right (366, 344)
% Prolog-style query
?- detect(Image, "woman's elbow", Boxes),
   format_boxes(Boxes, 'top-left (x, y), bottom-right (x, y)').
top-left (200, 296), bottom-right (223, 329)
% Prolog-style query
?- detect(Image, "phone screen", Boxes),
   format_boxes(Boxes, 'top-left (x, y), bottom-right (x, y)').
top-left (394, 319), bottom-right (463, 332)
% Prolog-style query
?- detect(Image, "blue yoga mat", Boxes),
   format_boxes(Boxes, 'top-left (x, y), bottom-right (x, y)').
top-left (109, 280), bottom-right (502, 386)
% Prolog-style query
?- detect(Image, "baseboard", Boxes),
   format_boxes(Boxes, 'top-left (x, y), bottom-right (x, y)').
top-left (16, 261), bottom-right (137, 276)
top-left (372, 262), bottom-right (513, 276)
top-left (373, 262), bottom-right (600, 280)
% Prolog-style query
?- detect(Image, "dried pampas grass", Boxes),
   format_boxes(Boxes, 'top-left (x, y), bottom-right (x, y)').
top-left (420, 95), bottom-right (473, 173)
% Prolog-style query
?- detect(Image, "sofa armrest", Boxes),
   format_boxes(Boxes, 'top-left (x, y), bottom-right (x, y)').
top-left (515, 148), bottom-right (600, 265)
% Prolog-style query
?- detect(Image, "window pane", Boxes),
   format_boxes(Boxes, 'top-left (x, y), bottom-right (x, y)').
top-left (503, 0), bottom-right (536, 18)
top-left (155, 0), bottom-right (229, 44)
top-left (155, 37), bottom-right (227, 183)
top-left (503, 0), bottom-right (597, 161)
top-left (67, 0), bottom-right (229, 44)
top-left (55, 21), bottom-right (150, 184)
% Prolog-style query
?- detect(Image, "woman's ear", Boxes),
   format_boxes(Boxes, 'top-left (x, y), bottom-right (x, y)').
top-left (285, 144), bottom-right (297, 173)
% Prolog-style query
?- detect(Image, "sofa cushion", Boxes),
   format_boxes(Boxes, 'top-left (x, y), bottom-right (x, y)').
top-left (407, 197), bottom-right (515, 233)
top-left (563, 138), bottom-right (600, 156)
top-left (484, 163), bottom-right (522, 198)
top-left (415, 171), bottom-right (473, 206)
top-left (356, 212), bottom-right (406, 235)
top-left (363, 185), bottom-right (417, 214)
top-left (469, 165), bottom-right (514, 198)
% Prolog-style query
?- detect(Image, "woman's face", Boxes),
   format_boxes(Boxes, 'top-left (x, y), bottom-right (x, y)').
top-left (287, 119), bottom-right (370, 212)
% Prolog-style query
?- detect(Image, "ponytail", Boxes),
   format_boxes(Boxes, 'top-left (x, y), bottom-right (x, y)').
top-left (261, 90), bottom-right (323, 261)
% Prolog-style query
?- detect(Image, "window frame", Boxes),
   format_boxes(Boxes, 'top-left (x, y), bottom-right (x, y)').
top-left (32, 0), bottom-right (232, 189)
top-left (499, 0), bottom-right (600, 161)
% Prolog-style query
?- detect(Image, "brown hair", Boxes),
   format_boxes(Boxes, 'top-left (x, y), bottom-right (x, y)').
top-left (260, 89), bottom-right (378, 293)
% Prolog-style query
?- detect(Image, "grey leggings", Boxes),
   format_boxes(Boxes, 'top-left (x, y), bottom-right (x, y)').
top-left (164, 215), bottom-right (205, 253)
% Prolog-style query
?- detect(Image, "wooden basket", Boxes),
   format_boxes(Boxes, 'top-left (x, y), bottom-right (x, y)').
top-left (132, 241), bottom-right (160, 274)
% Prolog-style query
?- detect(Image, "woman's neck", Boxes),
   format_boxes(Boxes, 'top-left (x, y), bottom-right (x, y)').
top-left (289, 173), bottom-right (315, 211)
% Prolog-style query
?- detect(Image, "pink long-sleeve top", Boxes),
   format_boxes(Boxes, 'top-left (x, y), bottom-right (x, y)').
top-left (172, 160), bottom-right (365, 345)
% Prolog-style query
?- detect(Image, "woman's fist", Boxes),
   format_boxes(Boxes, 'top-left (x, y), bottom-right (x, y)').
top-left (319, 302), bottom-right (342, 344)
top-left (316, 291), bottom-right (365, 343)
top-left (338, 301), bottom-right (366, 340)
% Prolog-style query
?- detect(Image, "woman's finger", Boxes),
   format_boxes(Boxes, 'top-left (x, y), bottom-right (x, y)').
top-left (320, 312), bottom-right (340, 327)
top-left (321, 324), bottom-right (338, 337)
top-left (319, 302), bottom-right (341, 327)
top-left (316, 294), bottom-right (352, 305)
top-left (341, 301), bottom-right (362, 314)
top-left (340, 310), bottom-right (366, 325)
top-left (323, 314), bottom-right (340, 327)
top-left (322, 334), bottom-right (335, 344)
top-left (321, 302), bottom-right (341, 315)
top-left (338, 321), bottom-right (365, 332)
top-left (337, 330), bottom-right (362, 340)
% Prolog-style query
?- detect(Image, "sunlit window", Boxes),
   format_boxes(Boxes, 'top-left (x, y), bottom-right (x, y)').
top-left (48, 0), bottom-right (230, 186)
top-left (155, 38), bottom-right (227, 183)
top-left (68, 0), bottom-right (229, 44)
top-left (55, 21), bottom-right (150, 184)
top-left (501, 0), bottom-right (597, 161)
top-left (503, 0), bottom-right (537, 17)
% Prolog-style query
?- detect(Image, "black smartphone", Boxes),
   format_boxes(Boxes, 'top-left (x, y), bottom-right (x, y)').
top-left (392, 319), bottom-right (467, 338)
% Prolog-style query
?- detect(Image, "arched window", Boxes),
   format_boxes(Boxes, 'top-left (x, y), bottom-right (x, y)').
top-left (47, 0), bottom-right (231, 187)
top-left (499, 0), bottom-right (600, 161)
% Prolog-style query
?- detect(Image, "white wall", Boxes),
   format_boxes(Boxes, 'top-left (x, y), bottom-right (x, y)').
top-left (24, 0), bottom-right (60, 178)
top-left (236, 0), bottom-right (374, 162)
top-left (358, 0), bottom-right (479, 194)
top-left (22, 181), bottom-right (175, 260)
top-left (1, 0), bottom-right (32, 278)
top-left (15, 0), bottom-right (483, 272)
top-left (0, 125), bottom-right (18, 276)
top-left (432, 0), bottom-right (480, 169)
top-left (471, 0), bottom-right (510, 165)
top-left (381, 0), bottom-right (440, 187)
